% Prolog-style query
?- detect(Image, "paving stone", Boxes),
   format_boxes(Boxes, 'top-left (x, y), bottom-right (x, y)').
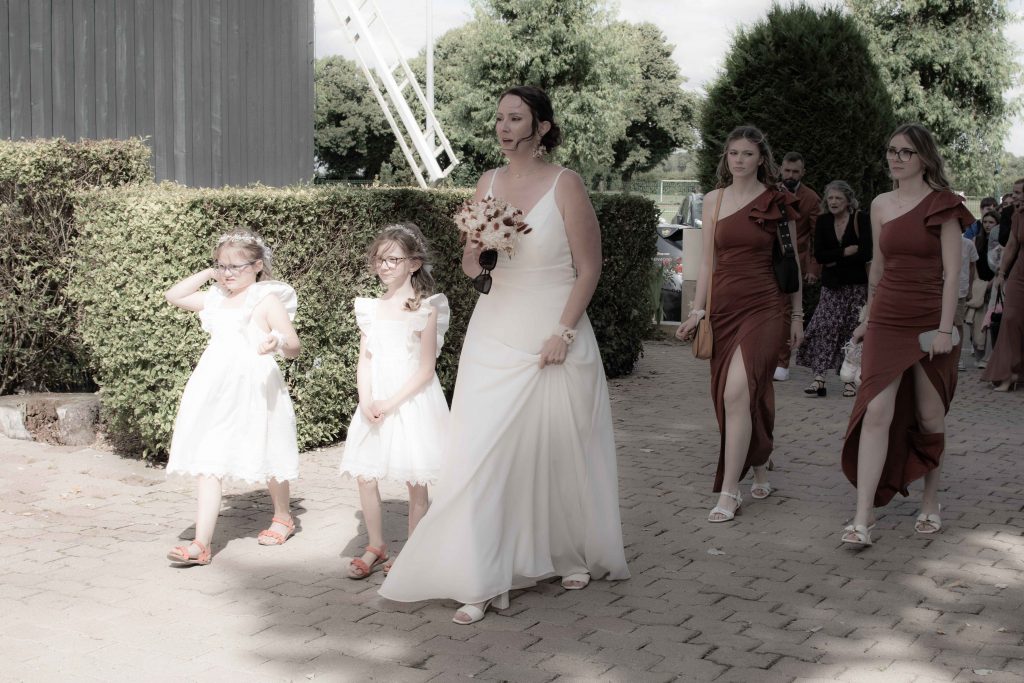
top-left (0, 341), bottom-right (1020, 681)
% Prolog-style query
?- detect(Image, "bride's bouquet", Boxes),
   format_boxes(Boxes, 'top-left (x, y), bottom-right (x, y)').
top-left (453, 197), bottom-right (532, 294)
top-left (453, 197), bottom-right (532, 257)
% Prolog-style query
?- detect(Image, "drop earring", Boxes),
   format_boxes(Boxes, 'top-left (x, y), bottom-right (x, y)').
top-left (532, 143), bottom-right (547, 159)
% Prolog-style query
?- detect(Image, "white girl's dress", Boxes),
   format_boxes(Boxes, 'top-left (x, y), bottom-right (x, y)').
top-left (339, 294), bottom-right (450, 485)
top-left (166, 280), bottom-right (300, 483)
top-left (380, 168), bottom-right (630, 606)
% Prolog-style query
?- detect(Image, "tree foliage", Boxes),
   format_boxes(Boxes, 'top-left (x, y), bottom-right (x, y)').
top-left (847, 0), bottom-right (1019, 194)
top-left (610, 22), bottom-right (701, 180)
top-left (698, 3), bottom-right (896, 200)
top-left (381, 0), bottom-right (699, 184)
top-left (313, 56), bottom-right (395, 179)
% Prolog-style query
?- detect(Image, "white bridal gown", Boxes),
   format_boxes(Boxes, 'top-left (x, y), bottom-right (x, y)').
top-left (379, 168), bottom-right (630, 605)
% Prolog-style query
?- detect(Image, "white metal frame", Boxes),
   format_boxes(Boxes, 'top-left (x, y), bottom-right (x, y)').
top-left (325, 0), bottom-right (459, 188)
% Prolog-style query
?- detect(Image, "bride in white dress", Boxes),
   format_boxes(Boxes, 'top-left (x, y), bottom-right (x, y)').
top-left (379, 85), bottom-right (629, 623)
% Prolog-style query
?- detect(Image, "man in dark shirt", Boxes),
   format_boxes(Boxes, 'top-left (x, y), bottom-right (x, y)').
top-left (774, 152), bottom-right (821, 381)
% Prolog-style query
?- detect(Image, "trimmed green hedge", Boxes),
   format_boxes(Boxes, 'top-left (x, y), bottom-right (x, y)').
top-left (0, 138), bottom-right (152, 395)
top-left (70, 184), bottom-right (657, 458)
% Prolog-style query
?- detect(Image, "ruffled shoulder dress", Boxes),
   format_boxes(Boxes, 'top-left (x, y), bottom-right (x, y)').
top-left (841, 191), bottom-right (974, 505)
top-left (166, 280), bottom-right (300, 483)
top-left (709, 188), bottom-right (799, 491)
top-left (339, 294), bottom-right (450, 486)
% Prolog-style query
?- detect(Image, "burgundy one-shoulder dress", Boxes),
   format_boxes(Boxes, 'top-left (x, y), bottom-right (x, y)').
top-left (841, 191), bottom-right (974, 506)
top-left (981, 220), bottom-right (1024, 384)
top-left (710, 189), bottom-right (799, 492)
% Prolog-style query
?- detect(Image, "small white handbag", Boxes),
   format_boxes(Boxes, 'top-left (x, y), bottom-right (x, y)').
top-left (839, 339), bottom-right (863, 385)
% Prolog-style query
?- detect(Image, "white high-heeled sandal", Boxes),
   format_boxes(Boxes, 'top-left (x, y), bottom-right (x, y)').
top-left (708, 490), bottom-right (742, 523)
top-left (452, 592), bottom-right (510, 625)
top-left (750, 466), bottom-right (772, 500)
top-left (561, 573), bottom-right (590, 590)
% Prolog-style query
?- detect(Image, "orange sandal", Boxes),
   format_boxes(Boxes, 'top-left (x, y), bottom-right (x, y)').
top-left (257, 516), bottom-right (295, 546)
top-left (167, 540), bottom-right (212, 566)
top-left (348, 544), bottom-right (388, 579)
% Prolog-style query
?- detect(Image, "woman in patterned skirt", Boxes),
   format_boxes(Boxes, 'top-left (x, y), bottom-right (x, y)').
top-left (797, 180), bottom-right (872, 397)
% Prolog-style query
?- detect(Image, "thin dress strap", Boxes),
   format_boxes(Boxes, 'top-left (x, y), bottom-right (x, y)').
top-left (485, 169), bottom-right (499, 198)
top-left (551, 167), bottom-right (568, 191)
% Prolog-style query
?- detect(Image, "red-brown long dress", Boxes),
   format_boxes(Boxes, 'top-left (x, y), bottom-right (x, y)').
top-left (710, 189), bottom-right (797, 492)
top-left (841, 191), bottom-right (974, 506)
top-left (981, 220), bottom-right (1024, 384)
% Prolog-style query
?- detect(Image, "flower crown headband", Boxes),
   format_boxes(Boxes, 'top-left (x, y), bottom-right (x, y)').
top-left (218, 232), bottom-right (273, 259)
top-left (383, 224), bottom-right (428, 257)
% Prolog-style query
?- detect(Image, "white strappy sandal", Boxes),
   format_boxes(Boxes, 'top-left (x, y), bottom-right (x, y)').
top-left (452, 592), bottom-right (510, 625)
top-left (708, 491), bottom-right (742, 523)
top-left (561, 573), bottom-right (590, 590)
top-left (914, 505), bottom-right (942, 534)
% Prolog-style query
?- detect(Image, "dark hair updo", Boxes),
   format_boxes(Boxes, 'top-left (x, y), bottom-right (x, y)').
top-left (498, 85), bottom-right (563, 153)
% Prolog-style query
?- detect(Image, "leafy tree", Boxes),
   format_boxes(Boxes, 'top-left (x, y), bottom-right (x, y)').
top-left (610, 22), bottom-right (700, 181)
top-left (314, 56), bottom-right (395, 179)
top-left (848, 0), bottom-right (1019, 194)
top-left (698, 3), bottom-right (896, 200)
top-left (994, 151), bottom-right (1024, 195)
top-left (389, 0), bottom-right (698, 185)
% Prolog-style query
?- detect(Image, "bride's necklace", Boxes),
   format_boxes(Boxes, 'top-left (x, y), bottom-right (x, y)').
top-left (507, 163), bottom-right (543, 180)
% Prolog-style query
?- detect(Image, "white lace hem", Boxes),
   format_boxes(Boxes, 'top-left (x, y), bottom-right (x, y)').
top-left (166, 467), bottom-right (299, 485)
top-left (340, 465), bottom-right (438, 487)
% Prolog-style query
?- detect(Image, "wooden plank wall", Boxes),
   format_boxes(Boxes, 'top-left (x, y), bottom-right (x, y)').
top-left (1, 0), bottom-right (313, 187)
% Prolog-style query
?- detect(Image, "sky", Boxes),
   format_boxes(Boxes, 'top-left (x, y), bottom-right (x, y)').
top-left (314, 0), bottom-right (1024, 155)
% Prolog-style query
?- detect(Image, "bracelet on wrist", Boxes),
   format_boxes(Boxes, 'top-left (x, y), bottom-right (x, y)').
top-left (938, 330), bottom-right (953, 335)
top-left (555, 325), bottom-right (576, 346)
top-left (689, 309), bottom-right (706, 321)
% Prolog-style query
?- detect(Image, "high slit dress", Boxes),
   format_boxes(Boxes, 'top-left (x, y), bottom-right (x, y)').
top-left (981, 220), bottom-right (1024, 384)
top-left (710, 189), bottom-right (798, 492)
top-left (379, 167), bottom-right (629, 606)
top-left (841, 191), bottom-right (973, 507)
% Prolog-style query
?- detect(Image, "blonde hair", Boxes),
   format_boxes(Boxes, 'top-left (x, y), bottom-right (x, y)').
top-left (366, 223), bottom-right (435, 311)
top-left (213, 228), bottom-right (272, 281)
top-left (714, 125), bottom-right (780, 189)
top-left (888, 123), bottom-right (952, 191)
top-left (821, 180), bottom-right (859, 214)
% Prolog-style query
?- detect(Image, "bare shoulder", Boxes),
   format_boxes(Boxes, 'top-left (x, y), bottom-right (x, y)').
top-left (704, 188), bottom-right (722, 206)
top-left (871, 191), bottom-right (896, 210)
top-left (475, 169), bottom-right (499, 193)
top-left (554, 167), bottom-right (589, 207)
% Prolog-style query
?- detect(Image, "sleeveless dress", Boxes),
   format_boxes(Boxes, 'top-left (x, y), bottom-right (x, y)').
top-left (166, 280), bottom-right (299, 483)
top-left (379, 167), bottom-right (630, 605)
top-left (709, 189), bottom-right (797, 492)
top-left (841, 192), bottom-right (974, 506)
top-left (981, 220), bottom-right (1024, 384)
top-left (339, 294), bottom-right (450, 485)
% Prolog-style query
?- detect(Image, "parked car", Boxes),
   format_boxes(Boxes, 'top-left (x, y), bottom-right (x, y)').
top-left (673, 192), bottom-right (704, 228)
top-left (655, 222), bottom-right (684, 322)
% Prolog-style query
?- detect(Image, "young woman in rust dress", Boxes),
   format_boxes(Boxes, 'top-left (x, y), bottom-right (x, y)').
top-left (677, 126), bottom-right (803, 522)
top-left (981, 215), bottom-right (1023, 391)
top-left (841, 124), bottom-right (973, 546)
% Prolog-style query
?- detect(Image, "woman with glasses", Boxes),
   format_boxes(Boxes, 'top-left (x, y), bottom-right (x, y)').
top-left (796, 180), bottom-right (872, 398)
top-left (840, 124), bottom-right (973, 546)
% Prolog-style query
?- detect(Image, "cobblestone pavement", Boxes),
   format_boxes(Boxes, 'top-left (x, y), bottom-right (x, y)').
top-left (1, 340), bottom-right (1022, 682)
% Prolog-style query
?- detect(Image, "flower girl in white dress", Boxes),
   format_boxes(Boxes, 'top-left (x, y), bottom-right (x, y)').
top-left (164, 230), bottom-right (301, 566)
top-left (340, 224), bottom-right (450, 579)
